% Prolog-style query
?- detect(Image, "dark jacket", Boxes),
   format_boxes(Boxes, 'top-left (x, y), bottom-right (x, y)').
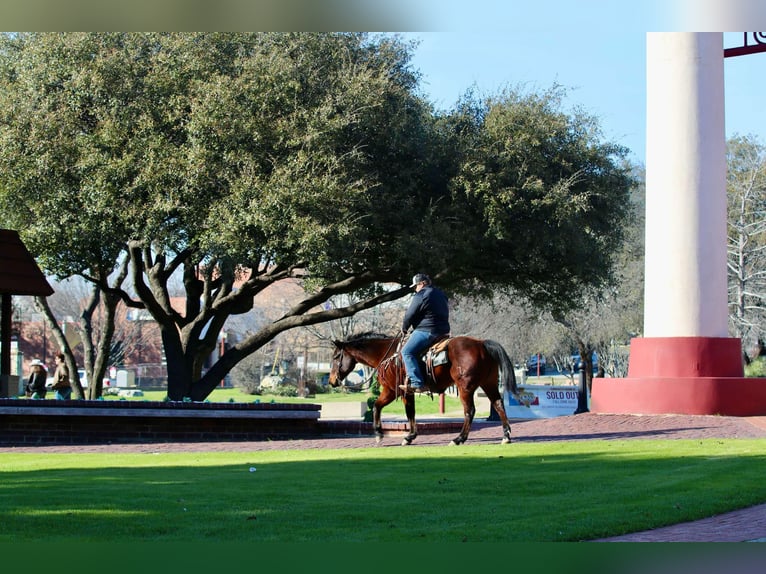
top-left (26, 369), bottom-right (47, 397)
top-left (402, 285), bottom-right (450, 335)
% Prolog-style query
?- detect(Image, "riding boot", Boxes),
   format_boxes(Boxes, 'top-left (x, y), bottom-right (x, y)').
top-left (399, 377), bottom-right (426, 393)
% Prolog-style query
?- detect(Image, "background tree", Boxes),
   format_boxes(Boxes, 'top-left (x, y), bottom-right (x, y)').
top-left (449, 163), bottom-right (644, 386)
top-left (726, 134), bottom-right (766, 362)
top-left (0, 33), bottom-right (634, 401)
top-left (450, 293), bottom-right (542, 366)
top-left (449, 87), bottom-right (634, 310)
top-left (545, 162), bottom-right (644, 387)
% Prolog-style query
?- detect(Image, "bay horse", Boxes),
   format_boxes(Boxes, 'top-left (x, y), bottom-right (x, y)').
top-left (329, 332), bottom-right (519, 446)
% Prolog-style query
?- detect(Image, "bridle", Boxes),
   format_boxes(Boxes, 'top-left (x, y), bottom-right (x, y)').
top-left (332, 333), bottom-right (405, 392)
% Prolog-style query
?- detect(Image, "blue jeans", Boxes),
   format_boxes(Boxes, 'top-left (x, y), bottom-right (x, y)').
top-left (55, 388), bottom-right (72, 400)
top-left (402, 330), bottom-right (443, 387)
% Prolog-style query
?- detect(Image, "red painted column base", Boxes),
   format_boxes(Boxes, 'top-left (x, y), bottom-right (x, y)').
top-left (591, 337), bottom-right (766, 416)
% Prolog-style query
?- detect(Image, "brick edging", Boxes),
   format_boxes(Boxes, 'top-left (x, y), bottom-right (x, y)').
top-left (0, 398), bottom-right (476, 445)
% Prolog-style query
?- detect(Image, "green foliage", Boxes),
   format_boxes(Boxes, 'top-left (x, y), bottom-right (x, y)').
top-left (745, 358), bottom-right (766, 378)
top-left (0, 32), bottom-right (634, 401)
top-left (264, 384), bottom-right (299, 397)
top-left (364, 376), bottom-right (380, 421)
top-left (449, 86), bottom-right (635, 307)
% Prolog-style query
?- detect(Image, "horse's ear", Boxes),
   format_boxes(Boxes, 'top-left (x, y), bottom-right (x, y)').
top-left (332, 340), bottom-right (341, 348)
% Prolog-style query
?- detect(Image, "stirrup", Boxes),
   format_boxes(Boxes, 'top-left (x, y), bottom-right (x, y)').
top-left (399, 383), bottom-right (426, 394)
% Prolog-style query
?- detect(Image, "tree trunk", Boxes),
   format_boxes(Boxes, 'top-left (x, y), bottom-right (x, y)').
top-left (33, 296), bottom-right (84, 399)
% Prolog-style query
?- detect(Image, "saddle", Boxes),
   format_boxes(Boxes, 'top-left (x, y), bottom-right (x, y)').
top-left (423, 336), bottom-right (451, 383)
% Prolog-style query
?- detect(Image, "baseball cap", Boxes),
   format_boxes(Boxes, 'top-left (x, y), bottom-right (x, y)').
top-left (409, 273), bottom-right (430, 288)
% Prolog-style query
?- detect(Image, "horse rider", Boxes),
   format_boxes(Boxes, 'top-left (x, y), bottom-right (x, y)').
top-left (399, 273), bottom-right (451, 393)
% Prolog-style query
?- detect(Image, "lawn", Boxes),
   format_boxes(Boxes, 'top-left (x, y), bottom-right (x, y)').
top-left (1, 439), bottom-right (765, 543)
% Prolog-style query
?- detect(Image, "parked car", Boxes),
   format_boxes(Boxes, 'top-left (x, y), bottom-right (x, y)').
top-left (525, 354), bottom-right (546, 375)
top-left (571, 352), bottom-right (598, 373)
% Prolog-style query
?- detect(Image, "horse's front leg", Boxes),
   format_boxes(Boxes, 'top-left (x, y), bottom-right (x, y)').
top-left (401, 395), bottom-right (418, 445)
top-left (373, 387), bottom-right (397, 444)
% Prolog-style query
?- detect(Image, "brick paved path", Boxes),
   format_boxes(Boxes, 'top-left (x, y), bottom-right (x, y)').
top-left (3, 412), bottom-right (766, 541)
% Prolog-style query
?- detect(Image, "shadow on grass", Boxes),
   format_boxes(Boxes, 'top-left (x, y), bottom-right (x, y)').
top-left (2, 440), bottom-right (766, 542)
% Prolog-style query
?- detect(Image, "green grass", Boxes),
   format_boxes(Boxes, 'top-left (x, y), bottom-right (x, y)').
top-left (1, 439), bottom-right (765, 542)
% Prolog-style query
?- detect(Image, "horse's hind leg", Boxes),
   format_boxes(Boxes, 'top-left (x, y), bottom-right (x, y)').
top-left (483, 384), bottom-right (513, 444)
top-left (450, 389), bottom-right (475, 446)
top-left (401, 396), bottom-right (418, 445)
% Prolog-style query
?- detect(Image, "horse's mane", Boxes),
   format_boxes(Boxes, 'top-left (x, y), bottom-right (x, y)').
top-left (342, 331), bottom-right (393, 343)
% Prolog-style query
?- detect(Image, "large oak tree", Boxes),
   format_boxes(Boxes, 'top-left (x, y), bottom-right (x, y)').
top-left (0, 32), bottom-right (633, 400)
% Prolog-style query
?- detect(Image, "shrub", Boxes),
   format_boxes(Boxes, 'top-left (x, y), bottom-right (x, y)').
top-left (264, 384), bottom-right (299, 397)
top-left (363, 377), bottom-right (379, 422)
top-left (239, 378), bottom-right (261, 395)
top-left (302, 380), bottom-right (328, 395)
top-left (745, 357), bottom-right (766, 377)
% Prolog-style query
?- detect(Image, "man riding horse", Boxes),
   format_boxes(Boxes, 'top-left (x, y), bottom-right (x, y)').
top-left (400, 273), bottom-right (451, 394)
top-left (330, 272), bottom-right (518, 445)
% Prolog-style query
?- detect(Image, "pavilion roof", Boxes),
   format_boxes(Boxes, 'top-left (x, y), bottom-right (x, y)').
top-left (0, 229), bottom-right (54, 296)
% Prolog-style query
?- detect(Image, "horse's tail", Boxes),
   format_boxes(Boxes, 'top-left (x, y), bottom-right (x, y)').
top-left (483, 339), bottom-right (518, 396)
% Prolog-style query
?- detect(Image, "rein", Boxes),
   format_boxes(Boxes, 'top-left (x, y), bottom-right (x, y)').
top-left (339, 367), bottom-right (377, 392)
top-left (378, 334), bottom-right (408, 395)
top-left (338, 334), bottom-right (404, 392)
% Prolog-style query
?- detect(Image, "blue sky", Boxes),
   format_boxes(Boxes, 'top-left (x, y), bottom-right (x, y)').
top-left (394, 2), bottom-right (766, 166)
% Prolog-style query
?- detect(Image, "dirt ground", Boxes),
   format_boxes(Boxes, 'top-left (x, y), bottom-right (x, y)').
top-left (3, 411), bottom-right (766, 453)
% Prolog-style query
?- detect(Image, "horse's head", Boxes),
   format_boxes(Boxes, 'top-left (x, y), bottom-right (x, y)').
top-left (329, 333), bottom-right (396, 387)
top-left (328, 341), bottom-right (358, 387)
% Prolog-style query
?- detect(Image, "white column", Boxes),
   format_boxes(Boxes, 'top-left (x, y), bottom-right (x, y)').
top-left (644, 33), bottom-right (728, 337)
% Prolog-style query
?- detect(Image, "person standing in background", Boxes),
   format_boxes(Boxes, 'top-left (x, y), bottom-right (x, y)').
top-left (51, 353), bottom-right (72, 400)
top-left (25, 359), bottom-right (47, 399)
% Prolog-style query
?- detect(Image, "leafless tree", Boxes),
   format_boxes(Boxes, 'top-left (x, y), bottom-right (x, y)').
top-left (450, 293), bottom-right (559, 368)
top-left (727, 135), bottom-right (766, 362)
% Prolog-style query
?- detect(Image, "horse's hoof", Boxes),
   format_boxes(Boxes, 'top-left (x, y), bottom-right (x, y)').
top-left (449, 440), bottom-right (458, 446)
top-left (501, 437), bottom-right (511, 444)
top-left (401, 434), bottom-right (417, 446)
top-left (375, 435), bottom-right (383, 444)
